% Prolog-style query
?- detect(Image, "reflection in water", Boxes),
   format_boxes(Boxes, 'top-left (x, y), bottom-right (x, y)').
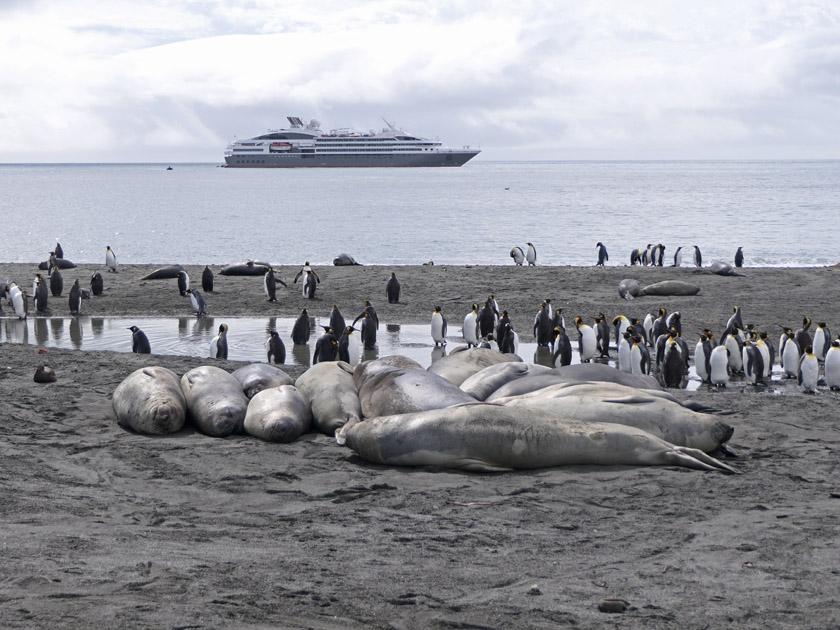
top-left (69, 317), bottom-right (83, 349)
top-left (50, 317), bottom-right (64, 341)
top-left (292, 343), bottom-right (311, 368)
top-left (533, 346), bottom-right (554, 368)
top-left (178, 317), bottom-right (189, 334)
top-left (362, 347), bottom-right (378, 363)
top-left (431, 346), bottom-right (447, 363)
top-left (90, 317), bottom-right (104, 337)
top-left (34, 318), bottom-right (48, 347)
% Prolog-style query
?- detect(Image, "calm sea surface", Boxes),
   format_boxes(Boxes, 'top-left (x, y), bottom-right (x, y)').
top-left (1, 161), bottom-right (837, 267)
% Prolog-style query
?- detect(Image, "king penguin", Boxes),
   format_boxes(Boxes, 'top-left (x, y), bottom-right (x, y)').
top-left (795, 316), bottom-right (812, 351)
top-left (742, 340), bottom-right (765, 385)
top-left (693, 245), bottom-right (702, 268)
top-left (477, 301), bottom-right (496, 340)
top-left (533, 304), bottom-right (552, 347)
top-left (781, 330), bottom-right (801, 379)
top-left (68, 279), bottom-right (82, 315)
top-left (813, 322), bottom-right (831, 361)
top-left (105, 246), bottom-right (117, 273)
top-left (209, 323), bottom-right (229, 360)
top-left (672, 246), bottom-right (683, 267)
top-left (177, 270), bottom-right (190, 297)
top-left (9, 283), bottom-right (27, 320)
top-left (263, 267), bottom-right (282, 302)
top-left (54, 242), bottom-right (64, 259)
top-left (709, 344), bottom-right (730, 387)
top-left (313, 327), bottom-right (338, 364)
top-left (186, 288), bottom-right (206, 317)
top-left (510, 247), bottom-right (525, 266)
top-left (202, 266), bottom-right (214, 293)
top-left (463, 304), bottom-right (480, 347)
top-left (50, 268), bottom-right (63, 297)
top-left (302, 270), bottom-right (317, 299)
top-left (34, 278), bottom-right (48, 313)
top-left (386, 272), bottom-right (400, 303)
top-left (694, 332), bottom-right (712, 383)
top-left (595, 242), bottom-right (608, 266)
top-left (552, 326), bottom-right (572, 367)
top-left (661, 335), bottom-right (686, 388)
top-left (338, 326), bottom-right (360, 365)
top-left (734, 247), bottom-right (744, 268)
top-left (630, 336), bottom-right (651, 375)
top-left (824, 340), bottom-right (840, 390)
top-left (266, 330), bottom-right (286, 364)
top-left (291, 308), bottom-right (311, 344)
top-left (431, 305), bottom-right (447, 346)
top-left (360, 311), bottom-right (377, 350)
top-left (329, 305), bottom-right (346, 337)
top-left (798, 346), bottom-right (819, 393)
top-left (90, 271), bottom-right (103, 297)
top-left (353, 301), bottom-right (379, 330)
top-left (595, 313), bottom-right (610, 357)
top-left (525, 242), bottom-right (537, 266)
top-left (128, 325), bottom-right (151, 354)
top-left (575, 316), bottom-right (597, 363)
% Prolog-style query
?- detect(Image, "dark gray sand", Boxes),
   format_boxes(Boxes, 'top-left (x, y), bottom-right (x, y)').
top-left (1, 262), bottom-right (839, 628)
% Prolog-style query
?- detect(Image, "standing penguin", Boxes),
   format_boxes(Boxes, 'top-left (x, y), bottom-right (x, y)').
top-left (50, 268), bottom-right (63, 297)
top-left (128, 325), bottom-right (151, 354)
top-left (694, 332), bottom-right (713, 383)
top-left (533, 304), bottom-right (552, 347)
top-left (302, 270), bottom-right (318, 299)
top-left (90, 271), bottom-right (104, 297)
top-left (693, 245), bottom-right (702, 268)
top-left (329, 305), bottom-right (346, 336)
top-left (264, 267), bottom-right (286, 302)
top-left (293, 262), bottom-right (320, 285)
top-left (266, 330), bottom-right (286, 364)
top-left (656, 244), bottom-right (665, 266)
top-left (525, 242), bottom-right (537, 266)
top-left (709, 345), bottom-right (730, 387)
top-left (723, 331), bottom-right (743, 374)
top-left (798, 346), bottom-right (819, 393)
top-left (661, 336), bottom-right (686, 388)
top-left (353, 301), bottom-right (379, 330)
top-left (431, 305), bottom-right (447, 346)
top-left (313, 326), bottom-right (338, 363)
top-left (672, 246), bottom-right (683, 267)
top-left (68, 279), bottom-right (82, 314)
top-left (463, 304), bottom-right (480, 348)
top-left (338, 326), bottom-right (361, 365)
top-left (9, 284), bottom-right (27, 320)
top-left (781, 330), bottom-right (801, 379)
top-left (742, 340), bottom-right (765, 385)
top-left (734, 247), bottom-right (744, 268)
top-left (291, 308), bottom-right (311, 344)
top-left (105, 246), bottom-right (117, 273)
top-left (594, 313), bottom-right (610, 357)
top-left (496, 311), bottom-right (512, 349)
top-left (210, 323), bottom-right (229, 360)
top-left (812, 322), bottom-right (831, 361)
top-left (386, 272), bottom-right (401, 303)
top-left (499, 322), bottom-right (519, 355)
top-left (360, 312), bottom-right (377, 350)
top-left (552, 326), bottom-right (572, 367)
top-left (477, 301), bottom-right (496, 340)
top-left (629, 336), bottom-right (651, 375)
top-left (510, 247), bottom-right (525, 266)
top-left (186, 288), bottom-right (206, 317)
top-left (177, 270), bottom-right (190, 297)
top-left (575, 317), bottom-right (597, 363)
top-left (54, 242), bottom-right (64, 259)
top-left (795, 317), bottom-right (812, 353)
top-left (34, 278), bottom-right (49, 313)
top-left (617, 330), bottom-right (633, 373)
top-left (824, 340), bottom-right (840, 390)
top-left (595, 242), bottom-right (608, 266)
top-left (202, 266), bottom-right (214, 293)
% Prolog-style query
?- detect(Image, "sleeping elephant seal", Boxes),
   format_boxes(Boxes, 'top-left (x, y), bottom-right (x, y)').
top-left (639, 280), bottom-right (701, 296)
top-left (459, 362), bottom-right (553, 401)
top-left (495, 381), bottom-right (734, 452)
top-left (486, 363), bottom-right (661, 401)
top-left (333, 253), bottom-right (361, 266)
top-left (113, 366), bottom-right (186, 435)
top-left (219, 261), bottom-right (271, 276)
top-left (180, 365), bottom-right (249, 437)
top-left (343, 403), bottom-right (736, 473)
top-left (352, 355), bottom-right (424, 390)
top-left (295, 361), bottom-right (361, 436)
top-left (618, 279), bottom-right (642, 300)
top-left (231, 363), bottom-right (294, 399)
top-left (140, 264), bottom-right (185, 280)
top-left (243, 385), bottom-right (312, 443)
top-left (40, 257), bottom-right (77, 271)
top-left (427, 347), bottom-right (520, 386)
top-left (708, 261), bottom-right (742, 277)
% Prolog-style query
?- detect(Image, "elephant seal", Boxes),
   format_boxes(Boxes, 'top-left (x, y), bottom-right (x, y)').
top-left (427, 347), bottom-right (520, 386)
top-left (140, 264), bottom-right (185, 280)
top-left (219, 261), bottom-right (271, 276)
top-left (39, 257), bottom-right (76, 271)
top-left (113, 366), bottom-right (186, 434)
top-left (231, 363), bottom-right (294, 399)
top-left (486, 363), bottom-right (661, 400)
top-left (295, 361), bottom-right (361, 436)
top-left (352, 355), bottom-right (424, 389)
top-left (356, 364), bottom-right (476, 419)
top-left (243, 385), bottom-right (312, 443)
top-left (333, 253), bottom-right (362, 266)
top-left (459, 362), bottom-right (553, 400)
top-left (640, 280), bottom-right (701, 296)
top-left (495, 381), bottom-right (734, 452)
top-left (343, 403), bottom-right (736, 473)
top-left (180, 366), bottom-right (249, 437)
top-left (618, 279), bottom-right (642, 300)
top-left (708, 261), bottom-right (743, 277)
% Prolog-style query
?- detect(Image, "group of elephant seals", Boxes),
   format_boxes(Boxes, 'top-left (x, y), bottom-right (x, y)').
top-left (343, 403), bottom-right (735, 473)
top-left (619, 278), bottom-right (700, 299)
top-left (180, 366), bottom-right (249, 437)
top-left (219, 261), bottom-right (271, 276)
top-left (140, 264), bottom-right (185, 280)
top-left (113, 366), bottom-right (186, 434)
top-left (333, 253), bottom-right (361, 266)
top-left (243, 385), bottom-right (312, 443)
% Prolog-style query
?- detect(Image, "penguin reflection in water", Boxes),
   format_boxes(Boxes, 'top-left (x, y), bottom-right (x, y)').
top-left (128, 325), bottom-right (151, 354)
top-left (210, 323), bottom-right (229, 360)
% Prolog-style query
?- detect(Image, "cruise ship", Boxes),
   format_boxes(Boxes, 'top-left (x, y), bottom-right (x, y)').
top-left (223, 116), bottom-right (480, 167)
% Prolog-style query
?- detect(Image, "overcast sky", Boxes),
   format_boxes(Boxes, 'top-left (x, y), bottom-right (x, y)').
top-left (2, 0), bottom-right (838, 162)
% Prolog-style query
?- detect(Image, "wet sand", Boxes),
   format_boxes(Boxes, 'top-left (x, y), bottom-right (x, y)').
top-left (1, 262), bottom-right (839, 628)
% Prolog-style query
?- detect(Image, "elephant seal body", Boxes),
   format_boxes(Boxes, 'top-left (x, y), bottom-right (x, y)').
top-left (460, 362), bottom-right (553, 400)
top-left (295, 361), bottom-right (361, 435)
top-left (495, 381), bottom-right (733, 452)
top-left (618, 279), bottom-right (642, 300)
top-left (140, 265), bottom-right (185, 280)
top-left (640, 280), bottom-right (701, 296)
top-left (333, 253), bottom-right (361, 266)
top-left (709, 261), bottom-right (742, 276)
top-left (486, 363), bottom-right (660, 400)
top-left (231, 363), bottom-right (294, 399)
top-left (243, 385), bottom-right (312, 442)
top-left (344, 403), bottom-right (735, 473)
top-left (427, 347), bottom-right (520, 386)
top-left (180, 366), bottom-right (249, 437)
top-left (41, 258), bottom-right (76, 270)
top-left (219, 261), bottom-right (270, 276)
top-left (113, 366), bottom-right (186, 434)
top-left (357, 365), bottom-right (476, 418)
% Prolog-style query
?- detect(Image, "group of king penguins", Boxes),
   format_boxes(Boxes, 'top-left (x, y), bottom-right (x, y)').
top-left (442, 296), bottom-right (838, 394)
top-left (2, 242), bottom-right (115, 321)
top-left (508, 242), bottom-right (744, 269)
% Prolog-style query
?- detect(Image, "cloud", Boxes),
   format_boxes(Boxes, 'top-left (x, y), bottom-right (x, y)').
top-left (1, 0), bottom-right (839, 161)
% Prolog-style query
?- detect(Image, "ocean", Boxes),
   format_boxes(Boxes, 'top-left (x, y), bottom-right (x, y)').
top-left (1, 160), bottom-right (837, 267)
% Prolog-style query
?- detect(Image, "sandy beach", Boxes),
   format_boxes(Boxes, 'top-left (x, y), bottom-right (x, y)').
top-left (1, 261), bottom-right (839, 629)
